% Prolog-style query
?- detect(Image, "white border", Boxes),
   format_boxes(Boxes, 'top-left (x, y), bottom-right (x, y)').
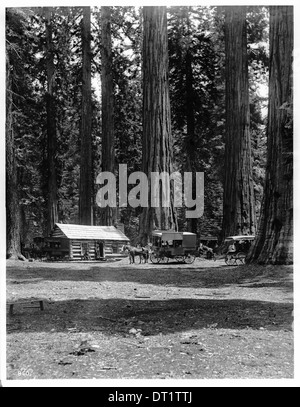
top-left (1, 0), bottom-right (299, 388)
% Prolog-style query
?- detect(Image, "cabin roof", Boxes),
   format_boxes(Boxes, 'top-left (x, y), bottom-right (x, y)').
top-left (51, 223), bottom-right (130, 241)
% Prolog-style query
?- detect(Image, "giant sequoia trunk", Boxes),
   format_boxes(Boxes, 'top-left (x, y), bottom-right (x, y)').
top-left (247, 6), bottom-right (293, 264)
top-left (6, 54), bottom-right (24, 260)
top-left (139, 6), bottom-right (177, 244)
top-left (185, 9), bottom-right (198, 234)
top-left (79, 6), bottom-right (92, 225)
top-left (45, 7), bottom-right (58, 236)
top-left (222, 6), bottom-right (257, 239)
top-left (100, 6), bottom-right (116, 226)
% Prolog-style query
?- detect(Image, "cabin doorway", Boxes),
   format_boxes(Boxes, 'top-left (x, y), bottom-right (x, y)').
top-left (95, 241), bottom-right (104, 259)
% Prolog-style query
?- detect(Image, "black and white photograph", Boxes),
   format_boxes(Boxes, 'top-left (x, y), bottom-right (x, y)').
top-left (1, 0), bottom-right (298, 389)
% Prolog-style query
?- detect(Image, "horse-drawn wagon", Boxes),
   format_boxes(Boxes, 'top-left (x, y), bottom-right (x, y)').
top-left (150, 230), bottom-right (197, 264)
top-left (224, 235), bottom-right (255, 265)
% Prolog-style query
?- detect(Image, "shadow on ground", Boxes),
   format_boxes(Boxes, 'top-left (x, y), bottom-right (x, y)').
top-left (7, 296), bottom-right (293, 336)
top-left (6, 260), bottom-right (293, 290)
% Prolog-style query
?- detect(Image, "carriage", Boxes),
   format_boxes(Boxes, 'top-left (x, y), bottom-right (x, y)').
top-left (149, 230), bottom-right (197, 264)
top-left (224, 235), bottom-right (255, 265)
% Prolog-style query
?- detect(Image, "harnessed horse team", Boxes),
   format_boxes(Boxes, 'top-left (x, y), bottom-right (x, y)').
top-left (122, 244), bottom-right (150, 264)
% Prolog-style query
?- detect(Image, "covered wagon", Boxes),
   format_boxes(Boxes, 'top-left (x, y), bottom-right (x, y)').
top-left (150, 230), bottom-right (197, 264)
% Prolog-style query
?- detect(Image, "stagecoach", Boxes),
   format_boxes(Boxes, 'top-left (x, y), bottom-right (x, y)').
top-left (150, 231), bottom-right (197, 264)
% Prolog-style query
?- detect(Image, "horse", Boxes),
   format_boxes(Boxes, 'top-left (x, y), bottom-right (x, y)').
top-left (122, 244), bottom-right (150, 264)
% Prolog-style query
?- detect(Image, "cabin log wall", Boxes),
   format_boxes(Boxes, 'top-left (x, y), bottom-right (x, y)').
top-left (69, 239), bottom-right (127, 260)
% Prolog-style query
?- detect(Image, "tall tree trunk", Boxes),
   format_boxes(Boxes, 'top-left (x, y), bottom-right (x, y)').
top-left (45, 7), bottom-right (58, 235)
top-left (247, 6), bottom-right (293, 264)
top-left (79, 6), bottom-right (92, 225)
top-left (185, 8), bottom-right (198, 234)
top-left (222, 6), bottom-right (257, 239)
top-left (6, 53), bottom-right (24, 260)
top-left (139, 6), bottom-right (177, 244)
top-left (100, 6), bottom-right (116, 226)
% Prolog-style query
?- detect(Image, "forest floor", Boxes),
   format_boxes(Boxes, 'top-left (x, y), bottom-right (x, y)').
top-left (5, 257), bottom-right (294, 383)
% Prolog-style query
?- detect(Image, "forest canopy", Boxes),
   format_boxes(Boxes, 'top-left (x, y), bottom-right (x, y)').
top-left (5, 6), bottom-right (293, 264)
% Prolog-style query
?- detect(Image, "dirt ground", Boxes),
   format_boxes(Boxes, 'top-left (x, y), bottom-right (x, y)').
top-left (5, 256), bottom-right (294, 382)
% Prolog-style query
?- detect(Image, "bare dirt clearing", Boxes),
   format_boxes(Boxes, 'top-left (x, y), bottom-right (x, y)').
top-left (6, 258), bottom-right (293, 380)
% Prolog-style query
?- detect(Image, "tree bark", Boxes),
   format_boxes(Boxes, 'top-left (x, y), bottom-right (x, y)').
top-left (139, 6), bottom-right (177, 244)
top-left (184, 8), bottom-right (198, 234)
top-left (79, 6), bottom-right (93, 225)
top-left (222, 6), bottom-right (257, 239)
top-left (45, 7), bottom-right (58, 235)
top-left (247, 6), bottom-right (293, 264)
top-left (6, 53), bottom-right (24, 260)
top-left (100, 6), bottom-right (117, 226)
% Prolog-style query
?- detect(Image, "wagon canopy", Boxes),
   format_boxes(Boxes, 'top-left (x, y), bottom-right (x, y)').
top-left (224, 235), bottom-right (255, 242)
top-left (151, 230), bottom-right (196, 240)
top-left (152, 231), bottom-right (183, 241)
top-left (151, 230), bottom-right (197, 248)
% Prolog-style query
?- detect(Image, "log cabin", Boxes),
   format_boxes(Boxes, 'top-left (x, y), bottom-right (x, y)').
top-left (44, 223), bottom-right (130, 260)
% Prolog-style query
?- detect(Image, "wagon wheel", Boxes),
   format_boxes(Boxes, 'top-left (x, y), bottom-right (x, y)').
top-left (150, 253), bottom-right (160, 264)
top-left (184, 254), bottom-right (195, 264)
top-left (236, 252), bottom-right (246, 265)
top-left (159, 255), bottom-right (169, 264)
top-left (135, 255), bottom-right (142, 264)
top-left (197, 252), bottom-right (205, 261)
top-left (225, 254), bottom-right (236, 265)
top-left (140, 254), bottom-right (147, 264)
top-left (175, 256), bottom-right (185, 263)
